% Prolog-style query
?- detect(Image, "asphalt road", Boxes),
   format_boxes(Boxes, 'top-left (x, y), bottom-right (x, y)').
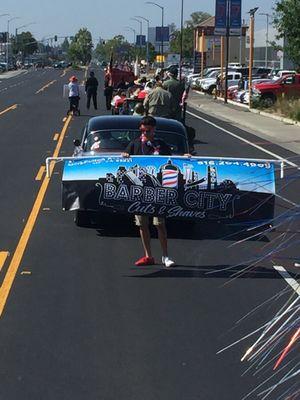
top-left (0, 66), bottom-right (298, 400)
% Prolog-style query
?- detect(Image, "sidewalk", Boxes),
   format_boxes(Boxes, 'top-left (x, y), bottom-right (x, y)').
top-left (0, 69), bottom-right (28, 80)
top-left (188, 90), bottom-right (300, 155)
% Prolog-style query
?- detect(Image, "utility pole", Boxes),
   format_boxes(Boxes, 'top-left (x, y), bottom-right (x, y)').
top-left (224, 0), bottom-right (230, 103)
top-left (248, 7), bottom-right (259, 108)
top-left (220, 36), bottom-right (225, 97)
top-left (200, 29), bottom-right (205, 78)
top-left (179, 0), bottom-right (184, 81)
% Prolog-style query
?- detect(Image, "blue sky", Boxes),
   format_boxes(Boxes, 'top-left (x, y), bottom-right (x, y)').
top-left (2, 0), bottom-right (276, 45)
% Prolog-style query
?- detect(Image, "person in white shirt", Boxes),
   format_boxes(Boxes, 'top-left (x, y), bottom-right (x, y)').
top-left (68, 76), bottom-right (80, 113)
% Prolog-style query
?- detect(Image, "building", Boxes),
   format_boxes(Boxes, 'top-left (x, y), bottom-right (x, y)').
top-left (194, 16), bottom-right (247, 71)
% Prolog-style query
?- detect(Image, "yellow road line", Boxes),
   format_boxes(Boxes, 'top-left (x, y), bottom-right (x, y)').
top-left (35, 166), bottom-right (46, 181)
top-left (60, 69), bottom-right (67, 78)
top-left (0, 104), bottom-right (18, 116)
top-left (0, 115), bottom-right (72, 317)
top-left (35, 80), bottom-right (57, 94)
top-left (0, 252), bottom-right (9, 272)
top-left (53, 133), bottom-right (59, 141)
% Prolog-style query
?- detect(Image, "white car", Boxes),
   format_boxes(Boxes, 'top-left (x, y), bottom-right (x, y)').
top-left (201, 72), bottom-right (242, 94)
top-left (272, 70), bottom-right (296, 80)
top-left (194, 70), bottom-right (220, 88)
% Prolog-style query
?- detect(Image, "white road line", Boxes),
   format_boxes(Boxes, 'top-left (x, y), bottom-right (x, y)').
top-left (273, 266), bottom-right (300, 296)
top-left (276, 193), bottom-right (298, 207)
top-left (187, 110), bottom-right (299, 169)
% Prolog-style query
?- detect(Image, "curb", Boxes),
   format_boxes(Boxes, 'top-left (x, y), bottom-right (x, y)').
top-left (192, 89), bottom-right (300, 127)
top-left (250, 108), bottom-right (300, 127)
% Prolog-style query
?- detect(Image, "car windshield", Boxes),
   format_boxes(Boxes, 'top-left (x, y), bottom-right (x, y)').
top-left (84, 129), bottom-right (186, 155)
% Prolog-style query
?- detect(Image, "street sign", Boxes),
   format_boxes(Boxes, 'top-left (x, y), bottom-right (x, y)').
top-left (136, 35), bottom-right (146, 46)
top-left (156, 55), bottom-right (165, 63)
top-left (155, 27), bottom-right (169, 42)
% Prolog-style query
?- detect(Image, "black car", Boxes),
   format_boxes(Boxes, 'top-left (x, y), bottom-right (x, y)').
top-left (75, 115), bottom-right (189, 156)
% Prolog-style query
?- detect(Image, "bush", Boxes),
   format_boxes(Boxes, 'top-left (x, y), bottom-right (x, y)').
top-left (275, 97), bottom-right (300, 121)
top-left (252, 96), bottom-right (300, 121)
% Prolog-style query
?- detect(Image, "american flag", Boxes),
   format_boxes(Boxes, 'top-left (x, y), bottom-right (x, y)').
top-left (162, 170), bottom-right (178, 188)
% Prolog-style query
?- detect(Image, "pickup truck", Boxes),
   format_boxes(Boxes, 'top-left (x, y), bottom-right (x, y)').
top-left (252, 74), bottom-right (300, 106)
top-left (201, 72), bottom-right (242, 94)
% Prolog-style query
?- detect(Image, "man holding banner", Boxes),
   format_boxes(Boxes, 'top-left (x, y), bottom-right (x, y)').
top-left (123, 116), bottom-right (175, 268)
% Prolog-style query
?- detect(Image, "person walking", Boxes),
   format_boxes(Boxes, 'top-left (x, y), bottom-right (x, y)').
top-left (68, 75), bottom-right (80, 114)
top-left (163, 66), bottom-right (185, 121)
top-left (104, 69), bottom-right (113, 110)
top-left (122, 116), bottom-right (175, 268)
top-left (85, 71), bottom-right (98, 110)
top-left (143, 81), bottom-right (172, 118)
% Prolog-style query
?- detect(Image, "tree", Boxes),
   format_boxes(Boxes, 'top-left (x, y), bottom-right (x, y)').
top-left (68, 28), bottom-right (93, 64)
top-left (186, 11), bottom-right (211, 28)
top-left (94, 35), bottom-right (136, 62)
top-left (273, 0), bottom-right (300, 68)
top-left (12, 31), bottom-right (38, 57)
top-left (170, 11), bottom-right (211, 58)
top-left (61, 38), bottom-right (70, 53)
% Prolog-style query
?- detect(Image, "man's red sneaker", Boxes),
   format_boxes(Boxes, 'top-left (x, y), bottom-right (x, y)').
top-left (135, 256), bottom-right (155, 266)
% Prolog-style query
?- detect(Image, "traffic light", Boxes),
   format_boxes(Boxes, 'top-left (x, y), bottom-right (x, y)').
top-left (54, 35), bottom-right (57, 42)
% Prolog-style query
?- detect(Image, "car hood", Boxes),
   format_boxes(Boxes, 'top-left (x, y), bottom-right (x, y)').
top-left (201, 78), bottom-right (216, 84)
top-left (254, 81), bottom-right (281, 89)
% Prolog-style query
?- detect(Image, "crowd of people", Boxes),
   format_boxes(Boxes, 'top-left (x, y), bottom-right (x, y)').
top-left (105, 65), bottom-right (188, 123)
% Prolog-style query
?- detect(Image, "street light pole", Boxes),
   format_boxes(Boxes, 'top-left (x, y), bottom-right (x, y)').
top-left (130, 17), bottom-right (143, 53)
top-left (248, 7), bottom-right (259, 108)
top-left (224, 0), bottom-right (230, 104)
top-left (6, 17), bottom-right (20, 71)
top-left (146, 2), bottom-right (165, 68)
top-left (135, 16), bottom-right (150, 73)
top-left (179, 0), bottom-right (184, 81)
top-left (259, 13), bottom-right (270, 68)
top-left (124, 26), bottom-right (136, 45)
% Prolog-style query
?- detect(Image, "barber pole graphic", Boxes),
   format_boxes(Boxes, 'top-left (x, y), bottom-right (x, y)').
top-left (162, 164), bottom-right (179, 188)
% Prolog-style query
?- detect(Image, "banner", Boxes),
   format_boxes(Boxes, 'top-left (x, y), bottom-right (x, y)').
top-left (230, 0), bottom-right (242, 36)
top-left (136, 35), bottom-right (146, 46)
top-left (215, 0), bottom-right (227, 36)
top-left (62, 156), bottom-right (276, 224)
top-left (155, 27), bottom-right (170, 43)
top-left (215, 0), bottom-right (242, 36)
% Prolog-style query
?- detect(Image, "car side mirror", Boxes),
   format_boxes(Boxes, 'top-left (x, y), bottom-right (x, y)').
top-left (73, 139), bottom-right (81, 147)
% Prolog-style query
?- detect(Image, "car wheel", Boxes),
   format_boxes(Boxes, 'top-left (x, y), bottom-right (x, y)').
top-left (208, 85), bottom-right (216, 95)
top-left (74, 210), bottom-right (91, 227)
top-left (262, 95), bottom-right (275, 107)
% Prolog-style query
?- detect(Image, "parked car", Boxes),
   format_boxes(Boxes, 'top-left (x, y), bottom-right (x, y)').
top-left (272, 70), bottom-right (296, 80)
top-left (193, 70), bottom-right (220, 89)
top-left (201, 72), bottom-right (242, 94)
top-left (252, 74), bottom-right (300, 106)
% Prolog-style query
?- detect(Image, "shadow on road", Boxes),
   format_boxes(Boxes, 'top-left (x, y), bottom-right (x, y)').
top-left (93, 215), bottom-right (270, 243)
top-left (126, 263), bottom-right (294, 280)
